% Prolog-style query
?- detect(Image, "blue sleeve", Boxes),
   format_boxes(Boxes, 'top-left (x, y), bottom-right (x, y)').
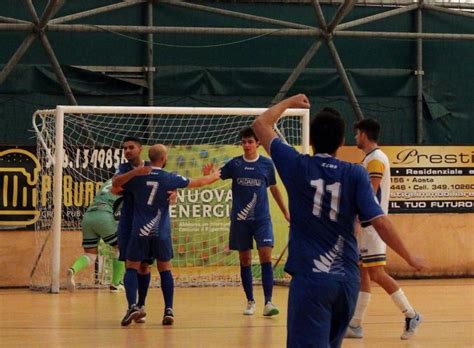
top-left (269, 137), bottom-right (299, 180)
top-left (116, 163), bottom-right (129, 175)
top-left (267, 160), bottom-right (277, 186)
top-left (170, 173), bottom-right (190, 189)
top-left (123, 176), bottom-right (137, 192)
top-left (353, 165), bottom-right (385, 222)
top-left (220, 160), bottom-right (232, 180)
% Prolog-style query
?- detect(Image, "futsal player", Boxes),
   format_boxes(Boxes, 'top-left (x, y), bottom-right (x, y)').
top-left (119, 144), bottom-right (220, 326)
top-left (252, 94), bottom-right (425, 347)
top-left (345, 118), bottom-right (422, 340)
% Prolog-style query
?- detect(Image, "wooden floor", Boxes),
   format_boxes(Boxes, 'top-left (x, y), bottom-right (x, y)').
top-left (0, 279), bottom-right (473, 347)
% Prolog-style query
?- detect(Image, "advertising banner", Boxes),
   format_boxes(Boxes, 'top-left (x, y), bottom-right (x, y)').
top-left (338, 146), bottom-right (474, 213)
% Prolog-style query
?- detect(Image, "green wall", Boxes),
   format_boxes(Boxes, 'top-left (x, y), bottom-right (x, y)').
top-left (0, 1), bottom-right (472, 145)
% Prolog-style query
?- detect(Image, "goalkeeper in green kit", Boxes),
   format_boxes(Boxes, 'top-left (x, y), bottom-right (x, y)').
top-left (66, 178), bottom-right (125, 292)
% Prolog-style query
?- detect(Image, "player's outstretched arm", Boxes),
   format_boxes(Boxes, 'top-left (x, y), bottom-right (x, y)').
top-left (252, 94), bottom-right (310, 154)
top-left (187, 168), bottom-right (221, 188)
top-left (371, 216), bottom-right (426, 271)
top-left (269, 185), bottom-right (290, 222)
top-left (112, 166), bottom-right (152, 193)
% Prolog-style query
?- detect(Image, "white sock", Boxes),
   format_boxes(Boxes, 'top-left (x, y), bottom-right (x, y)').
top-left (350, 291), bottom-right (371, 327)
top-left (391, 288), bottom-right (416, 318)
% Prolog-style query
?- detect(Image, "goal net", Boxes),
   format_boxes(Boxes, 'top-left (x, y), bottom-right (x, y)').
top-left (32, 106), bottom-right (309, 292)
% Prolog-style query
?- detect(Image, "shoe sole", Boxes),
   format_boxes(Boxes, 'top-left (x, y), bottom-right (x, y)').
top-left (121, 311), bottom-right (142, 326)
top-left (263, 309), bottom-right (279, 317)
top-left (66, 274), bottom-right (75, 293)
top-left (134, 313), bottom-right (147, 323)
top-left (162, 316), bottom-right (174, 325)
top-left (401, 315), bottom-right (423, 340)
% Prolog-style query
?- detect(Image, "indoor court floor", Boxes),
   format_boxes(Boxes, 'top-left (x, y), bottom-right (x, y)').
top-left (0, 279), bottom-right (473, 347)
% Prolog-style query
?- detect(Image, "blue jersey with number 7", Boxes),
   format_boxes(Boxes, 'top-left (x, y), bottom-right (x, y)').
top-left (270, 138), bottom-right (384, 282)
top-left (123, 168), bottom-right (190, 239)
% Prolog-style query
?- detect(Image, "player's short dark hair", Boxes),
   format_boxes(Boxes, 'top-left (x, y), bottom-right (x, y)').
top-left (310, 107), bottom-right (345, 154)
top-left (239, 126), bottom-right (258, 141)
top-left (122, 136), bottom-right (142, 146)
top-left (354, 118), bottom-right (380, 142)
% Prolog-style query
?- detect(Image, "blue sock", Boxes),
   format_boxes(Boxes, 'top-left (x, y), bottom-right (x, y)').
top-left (240, 265), bottom-right (254, 302)
top-left (137, 272), bottom-right (151, 307)
top-left (261, 262), bottom-right (273, 304)
top-left (160, 270), bottom-right (174, 309)
top-left (123, 268), bottom-right (138, 308)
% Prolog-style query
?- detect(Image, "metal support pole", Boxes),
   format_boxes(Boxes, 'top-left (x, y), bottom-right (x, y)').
top-left (162, 0), bottom-right (314, 29)
top-left (311, 0), bottom-right (328, 30)
top-left (416, 4), bottom-right (423, 144)
top-left (38, 0), bottom-right (65, 28)
top-left (312, 0), bottom-right (363, 120)
top-left (272, 40), bottom-right (323, 104)
top-left (327, 0), bottom-right (356, 33)
top-left (0, 16), bottom-right (31, 24)
top-left (38, 32), bottom-right (77, 105)
top-left (423, 4), bottom-right (474, 19)
top-left (50, 0), bottom-right (146, 24)
top-left (146, 0), bottom-right (154, 107)
top-left (0, 34), bottom-right (36, 85)
top-left (46, 24), bottom-right (323, 36)
top-left (326, 39), bottom-right (364, 120)
top-left (337, 4), bottom-right (418, 31)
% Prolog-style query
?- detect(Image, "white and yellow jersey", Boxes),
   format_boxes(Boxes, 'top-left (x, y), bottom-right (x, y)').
top-left (362, 148), bottom-right (390, 214)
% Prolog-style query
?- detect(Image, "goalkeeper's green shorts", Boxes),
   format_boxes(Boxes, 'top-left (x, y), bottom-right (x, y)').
top-left (81, 210), bottom-right (118, 249)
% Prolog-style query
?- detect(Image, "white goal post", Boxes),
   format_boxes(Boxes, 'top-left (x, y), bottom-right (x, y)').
top-left (33, 105), bottom-right (310, 293)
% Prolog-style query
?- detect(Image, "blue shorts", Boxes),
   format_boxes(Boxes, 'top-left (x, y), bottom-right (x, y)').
top-left (117, 218), bottom-right (132, 262)
top-left (229, 219), bottom-right (274, 251)
top-left (287, 275), bottom-right (359, 348)
top-left (126, 235), bottom-right (173, 263)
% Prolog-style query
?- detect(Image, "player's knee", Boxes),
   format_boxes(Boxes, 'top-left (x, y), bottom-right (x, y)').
top-left (83, 253), bottom-right (97, 265)
top-left (239, 257), bottom-right (252, 267)
top-left (368, 267), bottom-right (387, 283)
top-left (138, 263), bottom-right (151, 274)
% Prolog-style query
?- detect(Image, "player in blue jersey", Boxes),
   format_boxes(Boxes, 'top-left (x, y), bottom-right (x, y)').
top-left (252, 94), bottom-right (425, 348)
top-left (219, 126), bottom-right (289, 317)
top-left (119, 144), bottom-right (221, 326)
top-left (112, 137), bottom-right (156, 323)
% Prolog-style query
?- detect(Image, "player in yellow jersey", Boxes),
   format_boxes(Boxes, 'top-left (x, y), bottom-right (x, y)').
top-left (346, 118), bottom-right (423, 340)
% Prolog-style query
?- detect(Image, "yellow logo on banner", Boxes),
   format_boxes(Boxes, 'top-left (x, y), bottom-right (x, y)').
top-left (0, 149), bottom-right (41, 226)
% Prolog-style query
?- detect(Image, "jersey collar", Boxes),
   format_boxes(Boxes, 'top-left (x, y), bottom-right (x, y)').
top-left (315, 153), bottom-right (333, 158)
top-left (243, 154), bottom-right (260, 163)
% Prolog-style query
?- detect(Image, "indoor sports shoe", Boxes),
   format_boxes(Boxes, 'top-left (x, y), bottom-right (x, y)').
top-left (243, 300), bottom-right (256, 315)
top-left (135, 306), bottom-right (147, 323)
top-left (401, 312), bottom-right (423, 340)
top-left (109, 283), bottom-right (125, 293)
top-left (121, 305), bottom-right (144, 326)
top-left (263, 302), bottom-right (279, 317)
top-left (66, 268), bottom-right (75, 293)
top-left (345, 325), bottom-right (364, 339)
top-left (162, 308), bottom-right (174, 326)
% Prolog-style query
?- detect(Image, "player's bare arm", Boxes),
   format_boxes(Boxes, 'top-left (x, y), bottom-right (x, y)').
top-left (370, 176), bottom-right (382, 193)
top-left (187, 167), bottom-right (221, 188)
top-left (370, 216), bottom-right (426, 271)
top-left (252, 94), bottom-right (310, 154)
top-left (269, 185), bottom-right (290, 222)
top-left (111, 166), bottom-right (152, 193)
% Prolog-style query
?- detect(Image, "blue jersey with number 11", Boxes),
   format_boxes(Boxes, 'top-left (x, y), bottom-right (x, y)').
top-left (270, 138), bottom-right (384, 282)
